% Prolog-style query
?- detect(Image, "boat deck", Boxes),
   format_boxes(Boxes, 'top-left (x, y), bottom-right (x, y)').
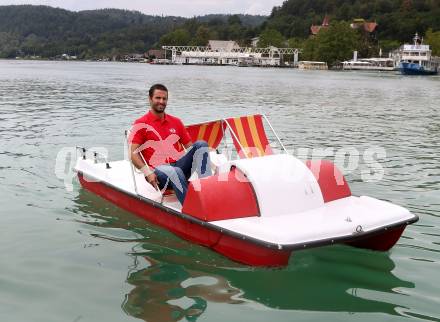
top-left (211, 195), bottom-right (414, 246)
top-left (75, 158), bottom-right (416, 247)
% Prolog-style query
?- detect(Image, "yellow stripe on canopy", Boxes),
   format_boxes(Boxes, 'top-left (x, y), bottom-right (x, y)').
top-left (233, 118), bottom-right (251, 158)
top-left (247, 115), bottom-right (265, 157)
top-left (207, 121), bottom-right (220, 148)
top-left (197, 124), bottom-right (207, 141)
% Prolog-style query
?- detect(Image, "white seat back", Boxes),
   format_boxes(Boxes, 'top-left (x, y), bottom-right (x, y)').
top-left (230, 154), bottom-right (324, 217)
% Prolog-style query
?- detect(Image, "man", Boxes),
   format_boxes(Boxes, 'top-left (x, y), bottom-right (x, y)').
top-left (129, 84), bottom-right (211, 204)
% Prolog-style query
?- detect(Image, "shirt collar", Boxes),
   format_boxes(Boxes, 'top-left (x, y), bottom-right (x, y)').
top-left (146, 110), bottom-right (167, 123)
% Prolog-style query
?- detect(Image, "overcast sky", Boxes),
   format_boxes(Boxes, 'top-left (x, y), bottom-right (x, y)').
top-left (0, 0), bottom-right (285, 17)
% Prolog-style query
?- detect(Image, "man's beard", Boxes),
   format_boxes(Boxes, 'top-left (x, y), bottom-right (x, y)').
top-left (152, 104), bottom-right (166, 114)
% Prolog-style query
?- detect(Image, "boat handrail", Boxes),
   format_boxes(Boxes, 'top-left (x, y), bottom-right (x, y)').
top-left (75, 146), bottom-right (111, 169)
top-left (262, 114), bottom-right (287, 153)
top-left (125, 129), bottom-right (174, 203)
top-left (186, 113), bottom-right (287, 158)
top-left (124, 113), bottom-right (287, 197)
top-left (223, 118), bottom-right (248, 157)
top-left (124, 130), bottom-right (140, 196)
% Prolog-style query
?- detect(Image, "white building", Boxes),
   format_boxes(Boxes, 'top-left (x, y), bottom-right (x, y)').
top-left (207, 40), bottom-right (240, 52)
top-left (162, 40), bottom-right (299, 66)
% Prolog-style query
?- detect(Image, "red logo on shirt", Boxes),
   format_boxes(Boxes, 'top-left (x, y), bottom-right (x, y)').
top-left (131, 123), bottom-right (183, 167)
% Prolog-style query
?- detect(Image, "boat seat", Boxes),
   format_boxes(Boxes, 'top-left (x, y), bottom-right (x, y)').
top-left (224, 114), bottom-right (273, 158)
top-left (229, 154), bottom-right (324, 217)
top-left (185, 119), bottom-right (226, 149)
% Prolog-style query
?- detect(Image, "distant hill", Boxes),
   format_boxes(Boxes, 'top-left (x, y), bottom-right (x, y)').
top-left (196, 14), bottom-right (267, 28)
top-left (0, 5), bottom-right (184, 58)
top-left (1, 2), bottom-right (439, 60)
top-left (0, 5), bottom-right (267, 59)
top-left (264, 0), bottom-right (440, 41)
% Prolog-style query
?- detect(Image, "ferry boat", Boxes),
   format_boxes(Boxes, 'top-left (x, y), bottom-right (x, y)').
top-left (396, 33), bottom-right (439, 75)
top-left (74, 114), bottom-right (418, 266)
top-left (342, 58), bottom-right (395, 71)
top-left (297, 61), bottom-right (328, 70)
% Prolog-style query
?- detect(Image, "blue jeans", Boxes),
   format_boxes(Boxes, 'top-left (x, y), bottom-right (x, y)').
top-left (154, 140), bottom-right (211, 204)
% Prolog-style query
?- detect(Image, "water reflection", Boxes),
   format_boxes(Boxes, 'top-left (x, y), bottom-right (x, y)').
top-left (2, 61), bottom-right (439, 322)
top-left (72, 189), bottom-right (417, 320)
top-left (123, 256), bottom-right (243, 322)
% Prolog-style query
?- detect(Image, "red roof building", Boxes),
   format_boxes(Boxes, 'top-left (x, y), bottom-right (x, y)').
top-left (310, 17), bottom-right (378, 35)
top-left (350, 19), bottom-right (378, 33)
top-left (310, 15), bottom-right (330, 35)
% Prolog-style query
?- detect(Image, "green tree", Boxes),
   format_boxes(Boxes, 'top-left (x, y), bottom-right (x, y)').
top-left (301, 36), bottom-right (318, 61)
top-left (378, 39), bottom-right (400, 56)
top-left (0, 32), bottom-right (20, 58)
top-left (425, 28), bottom-right (440, 56)
top-left (227, 23), bottom-right (244, 40)
top-left (287, 37), bottom-right (305, 49)
top-left (264, 0), bottom-right (440, 44)
top-left (227, 15), bottom-right (242, 26)
top-left (313, 21), bottom-right (361, 66)
top-left (22, 34), bottom-right (41, 56)
top-left (159, 28), bottom-right (191, 46)
top-left (190, 25), bottom-right (211, 46)
top-left (258, 28), bottom-right (285, 47)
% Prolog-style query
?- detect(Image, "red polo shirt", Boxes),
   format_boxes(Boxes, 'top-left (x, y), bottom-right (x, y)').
top-left (129, 111), bottom-right (192, 168)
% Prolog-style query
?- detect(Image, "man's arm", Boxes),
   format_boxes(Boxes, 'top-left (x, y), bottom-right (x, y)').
top-left (179, 120), bottom-right (193, 150)
top-left (130, 143), bottom-right (159, 190)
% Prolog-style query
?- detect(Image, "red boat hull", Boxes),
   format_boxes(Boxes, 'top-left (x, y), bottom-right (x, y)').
top-left (78, 173), bottom-right (291, 266)
top-left (347, 226), bottom-right (405, 251)
top-left (78, 173), bottom-right (409, 266)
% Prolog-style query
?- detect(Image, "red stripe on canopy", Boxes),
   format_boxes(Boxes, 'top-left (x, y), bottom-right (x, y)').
top-left (186, 120), bottom-right (225, 149)
top-left (226, 114), bottom-right (272, 158)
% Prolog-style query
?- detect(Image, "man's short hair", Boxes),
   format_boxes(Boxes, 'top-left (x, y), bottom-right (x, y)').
top-left (149, 84), bottom-right (168, 98)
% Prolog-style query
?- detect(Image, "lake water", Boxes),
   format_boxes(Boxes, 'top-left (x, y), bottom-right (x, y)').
top-left (0, 60), bottom-right (439, 322)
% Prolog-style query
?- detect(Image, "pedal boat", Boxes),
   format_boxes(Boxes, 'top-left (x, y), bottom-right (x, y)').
top-left (74, 114), bottom-right (418, 267)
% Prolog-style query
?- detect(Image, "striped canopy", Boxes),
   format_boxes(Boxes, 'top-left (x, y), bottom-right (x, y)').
top-left (185, 120), bottom-right (226, 149)
top-left (185, 114), bottom-right (273, 158)
top-left (225, 114), bottom-right (273, 158)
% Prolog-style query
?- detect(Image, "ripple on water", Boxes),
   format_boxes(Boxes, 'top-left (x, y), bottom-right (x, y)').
top-left (0, 61), bottom-right (439, 322)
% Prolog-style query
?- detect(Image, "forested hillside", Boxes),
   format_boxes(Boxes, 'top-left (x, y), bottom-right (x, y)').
top-left (0, 5), bottom-right (265, 58)
top-left (254, 0), bottom-right (440, 64)
top-left (0, 5), bottom-right (185, 58)
top-left (265, 0), bottom-right (440, 41)
top-left (1, 2), bottom-right (440, 62)
top-left (155, 0), bottom-right (440, 60)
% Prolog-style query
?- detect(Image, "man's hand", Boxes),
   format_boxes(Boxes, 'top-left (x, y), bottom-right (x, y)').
top-left (139, 164), bottom-right (159, 190)
top-left (145, 172), bottom-right (159, 190)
